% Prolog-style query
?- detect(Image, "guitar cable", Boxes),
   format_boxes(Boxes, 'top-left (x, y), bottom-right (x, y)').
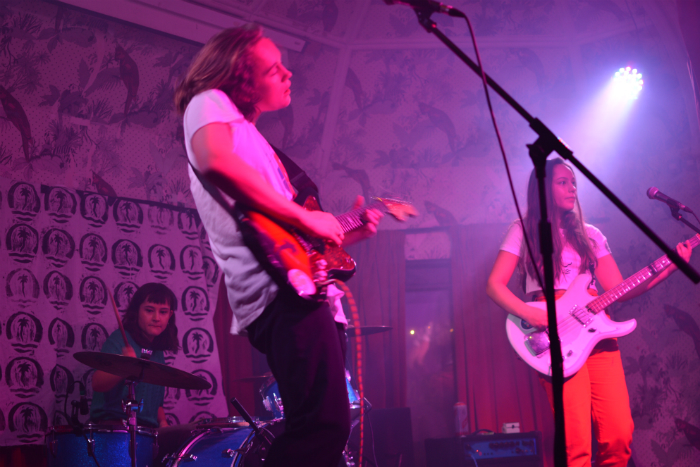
top-left (335, 280), bottom-right (365, 467)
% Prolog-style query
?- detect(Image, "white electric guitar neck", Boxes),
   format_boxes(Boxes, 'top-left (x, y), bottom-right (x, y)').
top-left (506, 234), bottom-right (700, 377)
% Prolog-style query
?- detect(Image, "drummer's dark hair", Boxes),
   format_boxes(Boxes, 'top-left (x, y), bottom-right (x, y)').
top-left (123, 283), bottom-right (180, 353)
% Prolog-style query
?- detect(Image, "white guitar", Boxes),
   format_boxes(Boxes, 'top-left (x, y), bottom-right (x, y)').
top-left (506, 234), bottom-right (700, 377)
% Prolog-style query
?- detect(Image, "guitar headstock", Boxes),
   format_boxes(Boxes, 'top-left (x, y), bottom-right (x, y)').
top-left (373, 197), bottom-right (418, 222)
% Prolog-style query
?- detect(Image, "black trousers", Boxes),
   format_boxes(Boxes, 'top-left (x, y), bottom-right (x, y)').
top-left (247, 287), bottom-right (351, 467)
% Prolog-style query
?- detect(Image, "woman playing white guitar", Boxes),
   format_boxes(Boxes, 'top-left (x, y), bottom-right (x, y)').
top-left (486, 157), bottom-right (692, 467)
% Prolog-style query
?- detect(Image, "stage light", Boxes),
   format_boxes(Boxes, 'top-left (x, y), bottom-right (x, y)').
top-left (612, 67), bottom-right (643, 99)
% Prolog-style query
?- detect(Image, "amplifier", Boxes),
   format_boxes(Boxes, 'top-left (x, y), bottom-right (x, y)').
top-left (425, 432), bottom-right (543, 467)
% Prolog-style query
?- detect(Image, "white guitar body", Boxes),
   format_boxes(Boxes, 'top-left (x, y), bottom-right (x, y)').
top-left (505, 275), bottom-right (637, 378)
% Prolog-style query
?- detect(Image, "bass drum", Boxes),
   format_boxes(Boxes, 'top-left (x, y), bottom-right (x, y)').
top-left (164, 419), bottom-right (284, 467)
top-left (46, 423), bottom-right (157, 467)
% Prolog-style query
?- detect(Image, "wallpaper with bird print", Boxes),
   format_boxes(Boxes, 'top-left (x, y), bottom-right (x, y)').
top-left (1, 0), bottom-right (700, 465)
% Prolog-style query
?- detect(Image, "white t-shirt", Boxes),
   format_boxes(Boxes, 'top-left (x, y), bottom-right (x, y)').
top-left (499, 220), bottom-right (611, 294)
top-left (184, 89), bottom-right (345, 333)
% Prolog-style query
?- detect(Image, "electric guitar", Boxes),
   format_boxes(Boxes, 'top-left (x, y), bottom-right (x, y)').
top-left (506, 234), bottom-right (700, 377)
top-left (235, 196), bottom-right (417, 301)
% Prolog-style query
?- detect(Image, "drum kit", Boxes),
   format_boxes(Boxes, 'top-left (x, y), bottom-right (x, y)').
top-left (45, 325), bottom-right (391, 467)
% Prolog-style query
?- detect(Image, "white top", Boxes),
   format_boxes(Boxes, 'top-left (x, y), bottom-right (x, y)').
top-left (499, 220), bottom-right (611, 294)
top-left (184, 89), bottom-right (345, 334)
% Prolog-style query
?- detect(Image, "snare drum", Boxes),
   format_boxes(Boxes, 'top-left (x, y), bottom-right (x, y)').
top-left (46, 423), bottom-right (158, 467)
top-left (163, 419), bottom-right (284, 467)
top-left (260, 372), bottom-right (360, 419)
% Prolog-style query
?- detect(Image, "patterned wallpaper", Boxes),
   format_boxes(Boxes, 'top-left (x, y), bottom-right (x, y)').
top-left (1, 0), bottom-right (700, 465)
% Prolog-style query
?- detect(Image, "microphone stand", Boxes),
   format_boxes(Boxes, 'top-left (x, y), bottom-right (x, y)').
top-left (669, 208), bottom-right (700, 235)
top-left (403, 5), bottom-right (700, 467)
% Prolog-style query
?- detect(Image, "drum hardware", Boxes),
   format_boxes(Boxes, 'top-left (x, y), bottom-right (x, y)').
top-left (162, 452), bottom-right (198, 463)
top-left (230, 397), bottom-right (274, 446)
top-left (85, 435), bottom-right (99, 467)
top-left (345, 325), bottom-right (392, 337)
top-left (124, 378), bottom-right (143, 467)
top-left (72, 351), bottom-right (210, 467)
top-left (230, 375), bottom-right (271, 383)
top-left (61, 380), bottom-right (89, 430)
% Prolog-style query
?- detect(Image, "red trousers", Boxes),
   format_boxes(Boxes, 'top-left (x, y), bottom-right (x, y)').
top-left (539, 339), bottom-right (634, 467)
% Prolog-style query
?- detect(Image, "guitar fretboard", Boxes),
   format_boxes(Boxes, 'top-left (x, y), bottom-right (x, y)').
top-left (587, 234), bottom-right (700, 314)
top-left (336, 201), bottom-right (385, 234)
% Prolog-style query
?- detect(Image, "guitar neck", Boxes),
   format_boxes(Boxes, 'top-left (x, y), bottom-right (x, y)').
top-left (588, 234), bottom-right (700, 313)
top-left (336, 201), bottom-right (386, 234)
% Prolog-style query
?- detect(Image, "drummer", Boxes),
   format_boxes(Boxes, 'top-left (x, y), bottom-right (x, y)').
top-left (90, 282), bottom-right (179, 428)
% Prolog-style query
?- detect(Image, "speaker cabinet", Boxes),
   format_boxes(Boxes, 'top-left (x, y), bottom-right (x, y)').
top-left (425, 432), bottom-right (544, 467)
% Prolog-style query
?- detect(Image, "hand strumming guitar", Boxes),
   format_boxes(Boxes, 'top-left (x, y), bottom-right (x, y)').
top-left (297, 209), bottom-right (344, 246)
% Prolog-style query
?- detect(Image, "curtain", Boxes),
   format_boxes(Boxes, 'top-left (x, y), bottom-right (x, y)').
top-left (450, 224), bottom-right (555, 467)
top-left (345, 230), bottom-right (407, 409)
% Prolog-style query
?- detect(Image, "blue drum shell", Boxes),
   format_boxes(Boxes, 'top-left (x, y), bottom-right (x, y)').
top-left (47, 424), bottom-right (157, 467)
top-left (169, 427), bottom-right (253, 467)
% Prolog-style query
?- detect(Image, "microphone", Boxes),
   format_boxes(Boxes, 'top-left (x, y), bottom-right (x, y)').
top-left (383, 0), bottom-right (459, 16)
top-left (647, 187), bottom-right (693, 213)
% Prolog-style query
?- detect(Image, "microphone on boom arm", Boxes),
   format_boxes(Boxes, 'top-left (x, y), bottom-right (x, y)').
top-left (382, 0), bottom-right (460, 16)
top-left (647, 187), bottom-right (693, 213)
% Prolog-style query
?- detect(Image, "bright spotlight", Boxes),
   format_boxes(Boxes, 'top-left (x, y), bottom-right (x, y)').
top-left (612, 67), bottom-right (643, 99)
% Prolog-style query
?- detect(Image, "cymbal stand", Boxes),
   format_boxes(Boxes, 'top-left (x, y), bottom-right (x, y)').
top-left (122, 379), bottom-right (143, 467)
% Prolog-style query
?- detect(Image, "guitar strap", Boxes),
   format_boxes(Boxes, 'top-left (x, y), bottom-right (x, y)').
top-left (187, 145), bottom-right (325, 297)
top-left (187, 145), bottom-right (322, 211)
top-left (270, 144), bottom-right (323, 209)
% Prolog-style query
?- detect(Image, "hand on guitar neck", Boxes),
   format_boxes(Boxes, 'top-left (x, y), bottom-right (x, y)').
top-left (295, 196), bottom-right (382, 246)
top-left (341, 196), bottom-right (384, 246)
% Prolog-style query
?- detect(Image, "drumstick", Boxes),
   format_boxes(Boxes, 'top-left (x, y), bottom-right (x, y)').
top-left (108, 289), bottom-right (131, 349)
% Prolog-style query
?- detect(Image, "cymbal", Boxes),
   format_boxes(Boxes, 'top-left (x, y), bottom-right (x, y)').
top-left (346, 325), bottom-right (392, 337)
top-left (232, 374), bottom-right (272, 383)
top-left (74, 351), bottom-right (211, 390)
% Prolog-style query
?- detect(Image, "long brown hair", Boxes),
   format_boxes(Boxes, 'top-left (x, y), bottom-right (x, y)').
top-left (520, 157), bottom-right (598, 287)
top-left (174, 24), bottom-right (263, 120)
top-left (122, 282), bottom-right (180, 353)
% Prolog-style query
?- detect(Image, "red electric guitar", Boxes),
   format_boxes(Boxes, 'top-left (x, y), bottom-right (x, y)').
top-left (236, 196), bottom-right (417, 301)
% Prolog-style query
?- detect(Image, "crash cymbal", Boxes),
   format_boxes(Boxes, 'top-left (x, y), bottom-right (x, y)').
top-left (345, 325), bottom-right (392, 337)
top-left (74, 351), bottom-right (211, 390)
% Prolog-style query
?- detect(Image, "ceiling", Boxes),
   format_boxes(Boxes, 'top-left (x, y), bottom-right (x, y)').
top-left (59, 0), bottom-right (664, 53)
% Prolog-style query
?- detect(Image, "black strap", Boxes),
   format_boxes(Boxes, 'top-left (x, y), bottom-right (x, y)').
top-left (188, 160), bottom-right (233, 214)
top-left (270, 144), bottom-right (321, 209)
top-left (188, 144), bottom-right (321, 213)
